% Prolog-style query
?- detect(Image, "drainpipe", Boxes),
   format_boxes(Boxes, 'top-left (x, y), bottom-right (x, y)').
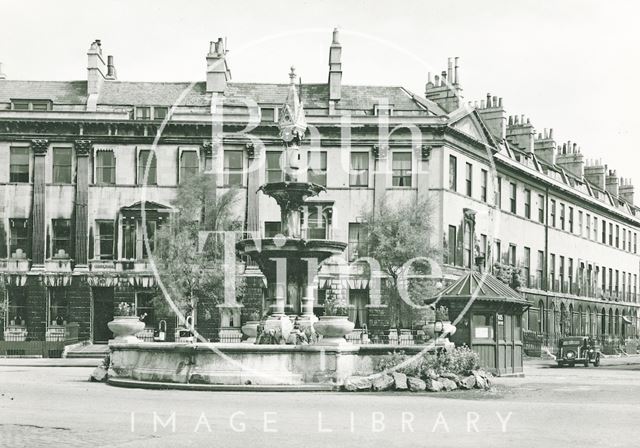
top-left (544, 185), bottom-right (550, 345)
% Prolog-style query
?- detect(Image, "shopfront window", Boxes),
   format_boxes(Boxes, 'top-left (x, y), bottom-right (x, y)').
top-left (49, 288), bottom-right (68, 326)
top-left (136, 292), bottom-right (156, 327)
top-left (6, 289), bottom-right (27, 326)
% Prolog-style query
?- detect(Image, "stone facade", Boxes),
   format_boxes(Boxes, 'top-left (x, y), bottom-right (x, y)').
top-left (0, 33), bottom-right (638, 350)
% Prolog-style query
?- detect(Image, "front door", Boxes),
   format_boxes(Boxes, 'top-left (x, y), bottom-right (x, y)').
top-left (93, 287), bottom-right (114, 343)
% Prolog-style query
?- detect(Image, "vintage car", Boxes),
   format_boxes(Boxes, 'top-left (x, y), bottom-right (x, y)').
top-left (557, 336), bottom-right (601, 367)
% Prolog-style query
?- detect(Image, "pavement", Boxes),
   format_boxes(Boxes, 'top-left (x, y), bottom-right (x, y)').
top-left (1, 357), bottom-right (640, 448)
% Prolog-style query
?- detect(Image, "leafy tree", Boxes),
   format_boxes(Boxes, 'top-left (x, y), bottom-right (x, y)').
top-left (493, 263), bottom-right (523, 290)
top-left (361, 194), bottom-right (440, 328)
top-left (150, 173), bottom-right (244, 332)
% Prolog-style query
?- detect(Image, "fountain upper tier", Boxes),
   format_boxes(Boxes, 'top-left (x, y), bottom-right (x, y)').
top-left (236, 237), bottom-right (346, 279)
top-left (236, 66), bottom-right (346, 297)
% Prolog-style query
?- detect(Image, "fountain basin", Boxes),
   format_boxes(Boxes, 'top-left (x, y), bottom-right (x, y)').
top-left (106, 342), bottom-right (446, 389)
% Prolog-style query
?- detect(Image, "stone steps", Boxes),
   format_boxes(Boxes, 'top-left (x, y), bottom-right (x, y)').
top-left (65, 343), bottom-right (109, 359)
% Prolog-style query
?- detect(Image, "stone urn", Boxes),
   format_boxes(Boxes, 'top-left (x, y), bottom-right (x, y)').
top-left (241, 321), bottom-right (260, 343)
top-left (108, 316), bottom-right (145, 343)
top-left (313, 316), bottom-right (355, 345)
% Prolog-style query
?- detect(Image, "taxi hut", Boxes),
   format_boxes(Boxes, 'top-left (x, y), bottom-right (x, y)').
top-left (432, 271), bottom-right (529, 376)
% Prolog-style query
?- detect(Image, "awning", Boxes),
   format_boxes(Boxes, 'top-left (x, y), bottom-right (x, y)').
top-left (318, 277), bottom-right (370, 290)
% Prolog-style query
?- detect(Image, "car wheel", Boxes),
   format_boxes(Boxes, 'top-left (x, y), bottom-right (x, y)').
top-left (569, 362), bottom-right (575, 368)
top-left (593, 356), bottom-right (600, 367)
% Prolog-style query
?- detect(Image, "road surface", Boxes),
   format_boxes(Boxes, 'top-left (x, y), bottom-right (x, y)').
top-left (1, 357), bottom-right (639, 447)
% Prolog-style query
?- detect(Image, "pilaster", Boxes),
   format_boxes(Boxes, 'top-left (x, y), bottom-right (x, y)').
top-left (372, 144), bottom-right (388, 214)
top-left (30, 139), bottom-right (49, 268)
top-left (74, 140), bottom-right (92, 269)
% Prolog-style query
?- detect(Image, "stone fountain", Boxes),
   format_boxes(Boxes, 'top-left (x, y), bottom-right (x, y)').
top-left (103, 69), bottom-right (438, 390)
top-left (236, 66), bottom-right (347, 343)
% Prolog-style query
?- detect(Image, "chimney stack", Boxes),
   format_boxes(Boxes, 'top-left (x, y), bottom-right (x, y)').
top-left (556, 141), bottom-right (584, 178)
top-left (533, 128), bottom-right (556, 164)
top-left (619, 178), bottom-right (635, 205)
top-left (106, 55), bottom-right (117, 80)
top-left (87, 39), bottom-right (107, 94)
top-left (328, 27), bottom-right (342, 113)
top-left (476, 92), bottom-right (506, 140)
top-left (506, 114), bottom-right (535, 153)
top-left (87, 39), bottom-right (108, 111)
top-left (605, 169), bottom-right (619, 196)
top-left (584, 160), bottom-right (606, 191)
top-left (0, 63), bottom-right (6, 80)
top-left (425, 57), bottom-right (462, 112)
top-left (206, 37), bottom-right (231, 93)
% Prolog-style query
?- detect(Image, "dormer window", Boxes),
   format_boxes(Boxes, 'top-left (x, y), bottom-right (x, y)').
top-left (260, 107), bottom-right (277, 122)
top-left (134, 106), bottom-right (170, 120)
top-left (374, 104), bottom-right (393, 116)
top-left (135, 107), bottom-right (151, 120)
top-left (154, 107), bottom-right (168, 120)
top-left (11, 99), bottom-right (51, 111)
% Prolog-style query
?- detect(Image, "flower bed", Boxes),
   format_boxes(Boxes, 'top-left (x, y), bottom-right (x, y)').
top-left (343, 346), bottom-right (493, 392)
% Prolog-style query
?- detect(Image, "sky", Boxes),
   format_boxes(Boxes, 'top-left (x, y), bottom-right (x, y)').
top-left (1, 0), bottom-right (640, 187)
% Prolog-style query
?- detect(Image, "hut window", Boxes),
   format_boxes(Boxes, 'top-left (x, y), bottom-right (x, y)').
top-left (472, 313), bottom-right (495, 340)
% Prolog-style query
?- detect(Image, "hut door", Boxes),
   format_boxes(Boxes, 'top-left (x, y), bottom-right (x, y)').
top-left (504, 314), bottom-right (514, 372)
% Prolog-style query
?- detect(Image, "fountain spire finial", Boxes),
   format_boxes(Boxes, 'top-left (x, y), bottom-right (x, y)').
top-left (278, 66), bottom-right (307, 144)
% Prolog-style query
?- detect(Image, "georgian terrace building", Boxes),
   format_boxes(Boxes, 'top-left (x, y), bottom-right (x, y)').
top-left (0, 31), bottom-right (637, 352)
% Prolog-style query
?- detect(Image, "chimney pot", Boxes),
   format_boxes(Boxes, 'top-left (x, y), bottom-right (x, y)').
top-left (106, 55), bottom-right (116, 79)
top-left (454, 56), bottom-right (460, 84)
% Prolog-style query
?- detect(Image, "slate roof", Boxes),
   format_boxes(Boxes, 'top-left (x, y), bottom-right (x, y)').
top-left (435, 271), bottom-right (528, 305)
top-left (98, 81), bottom-right (209, 106)
top-left (0, 79), bottom-right (444, 114)
top-left (0, 80), bottom-right (88, 104)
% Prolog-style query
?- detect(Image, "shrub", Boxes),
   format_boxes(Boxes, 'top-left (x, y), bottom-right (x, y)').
top-left (435, 305), bottom-right (449, 321)
top-left (323, 291), bottom-right (348, 316)
top-left (375, 346), bottom-right (480, 379)
top-left (435, 346), bottom-right (480, 376)
top-left (115, 302), bottom-right (135, 317)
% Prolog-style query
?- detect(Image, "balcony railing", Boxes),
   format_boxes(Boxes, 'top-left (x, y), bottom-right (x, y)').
top-left (524, 274), bottom-right (638, 302)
